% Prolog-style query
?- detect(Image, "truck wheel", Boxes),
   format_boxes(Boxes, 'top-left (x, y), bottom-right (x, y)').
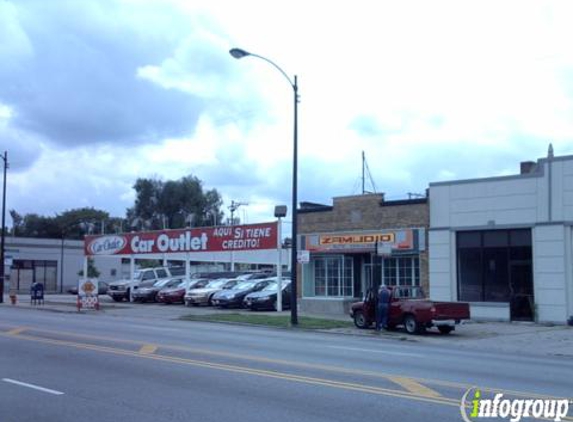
top-left (353, 311), bottom-right (370, 329)
top-left (438, 326), bottom-right (454, 335)
top-left (404, 315), bottom-right (421, 335)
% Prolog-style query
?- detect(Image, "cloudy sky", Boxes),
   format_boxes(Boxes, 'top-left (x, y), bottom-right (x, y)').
top-left (2, 0), bottom-right (573, 227)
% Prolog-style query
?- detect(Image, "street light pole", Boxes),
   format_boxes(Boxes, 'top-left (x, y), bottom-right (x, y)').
top-left (229, 48), bottom-right (299, 325)
top-left (0, 151), bottom-right (8, 304)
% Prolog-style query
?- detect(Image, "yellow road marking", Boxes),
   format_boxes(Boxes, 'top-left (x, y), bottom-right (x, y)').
top-left (0, 331), bottom-right (459, 408)
top-left (2, 325), bottom-right (569, 407)
top-left (139, 344), bottom-right (158, 354)
top-left (390, 376), bottom-right (441, 398)
top-left (7, 327), bottom-right (27, 335)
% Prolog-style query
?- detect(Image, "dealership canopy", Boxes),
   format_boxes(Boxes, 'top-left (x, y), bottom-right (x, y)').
top-left (84, 222), bottom-right (282, 265)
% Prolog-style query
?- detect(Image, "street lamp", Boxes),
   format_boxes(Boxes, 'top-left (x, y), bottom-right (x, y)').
top-left (229, 48), bottom-right (299, 325)
top-left (0, 151), bottom-right (7, 304)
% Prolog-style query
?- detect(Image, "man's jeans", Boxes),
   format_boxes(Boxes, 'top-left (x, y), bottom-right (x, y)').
top-left (376, 304), bottom-right (388, 330)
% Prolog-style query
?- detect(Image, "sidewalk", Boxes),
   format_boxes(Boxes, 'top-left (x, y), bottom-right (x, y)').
top-left (2, 293), bottom-right (572, 357)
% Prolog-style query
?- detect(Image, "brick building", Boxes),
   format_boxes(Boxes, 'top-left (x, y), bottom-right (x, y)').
top-left (297, 193), bottom-right (429, 315)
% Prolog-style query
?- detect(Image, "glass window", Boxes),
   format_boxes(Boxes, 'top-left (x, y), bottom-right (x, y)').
top-left (156, 269), bottom-right (168, 278)
top-left (458, 232), bottom-right (481, 248)
top-left (380, 257), bottom-right (419, 286)
top-left (483, 231), bottom-right (508, 247)
top-left (312, 255), bottom-right (353, 297)
top-left (457, 230), bottom-right (532, 303)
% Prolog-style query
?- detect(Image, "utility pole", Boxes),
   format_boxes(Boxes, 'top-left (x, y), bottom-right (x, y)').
top-left (0, 151), bottom-right (8, 303)
top-left (228, 200), bottom-right (248, 271)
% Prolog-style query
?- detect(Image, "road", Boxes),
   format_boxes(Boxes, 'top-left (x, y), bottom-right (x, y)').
top-left (0, 306), bottom-right (571, 422)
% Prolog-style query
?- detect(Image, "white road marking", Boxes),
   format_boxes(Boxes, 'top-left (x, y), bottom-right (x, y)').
top-left (2, 378), bottom-right (65, 395)
top-left (327, 346), bottom-right (424, 357)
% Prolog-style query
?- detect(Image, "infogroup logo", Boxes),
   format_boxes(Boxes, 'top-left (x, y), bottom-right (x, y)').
top-left (460, 388), bottom-right (571, 422)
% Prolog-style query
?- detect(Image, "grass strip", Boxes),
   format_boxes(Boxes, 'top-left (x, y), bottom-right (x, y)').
top-left (180, 313), bottom-right (354, 329)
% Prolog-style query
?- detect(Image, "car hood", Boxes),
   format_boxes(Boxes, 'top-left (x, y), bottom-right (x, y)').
top-left (135, 286), bottom-right (160, 293)
top-left (108, 279), bottom-right (132, 287)
top-left (188, 287), bottom-right (220, 295)
top-left (245, 290), bottom-right (282, 300)
top-left (159, 287), bottom-right (184, 294)
top-left (215, 288), bottom-right (253, 299)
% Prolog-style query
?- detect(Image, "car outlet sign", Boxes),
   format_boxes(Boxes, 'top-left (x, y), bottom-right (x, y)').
top-left (87, 235), bottom-right (127, 255)
top-left (84, 222), bottom-right (278, 256)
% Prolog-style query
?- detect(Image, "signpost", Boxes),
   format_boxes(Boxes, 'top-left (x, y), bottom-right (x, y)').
top-left (77, 278), bottom-right (99, 311)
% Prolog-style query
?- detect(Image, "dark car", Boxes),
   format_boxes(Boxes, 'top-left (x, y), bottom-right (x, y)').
top-left (156, 279), bottom-right (193, 304)
top-left (243, 279), bottom-right (291, 311)
top-left (211, 279), bottom-right (271, 308)
top-left (132, 278), bottom-right (182, 303)
top-left (67, 281), bottom-right (109, 296)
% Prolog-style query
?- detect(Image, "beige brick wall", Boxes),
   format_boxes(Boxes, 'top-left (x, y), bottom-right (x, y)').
top-left (299, 194), bottom-right (428, 233)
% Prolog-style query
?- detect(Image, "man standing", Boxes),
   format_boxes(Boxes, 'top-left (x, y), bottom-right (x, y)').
top-left (376, 285), bottom-right (391, 331)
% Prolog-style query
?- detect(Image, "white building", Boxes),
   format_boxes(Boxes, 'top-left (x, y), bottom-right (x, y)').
top-left (429, 147), bottom-right (573, 324)
top-left (5, 237), bottom-right (123, 293)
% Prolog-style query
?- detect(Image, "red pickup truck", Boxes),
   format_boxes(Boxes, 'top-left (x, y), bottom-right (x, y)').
top-left (350, 286), bottom-right (470, 334)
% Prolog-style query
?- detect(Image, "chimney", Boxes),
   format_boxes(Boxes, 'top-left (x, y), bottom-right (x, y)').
top-left (548, 143), bottom-right (554, 159)
top-left (520, 161), bottom-right (536, 174)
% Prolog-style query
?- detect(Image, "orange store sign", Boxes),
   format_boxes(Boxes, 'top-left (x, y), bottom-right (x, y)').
top-left (305, 229), bottom-right (421, 254)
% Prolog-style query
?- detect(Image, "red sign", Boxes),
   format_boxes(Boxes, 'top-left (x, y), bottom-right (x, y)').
top-left (84, 222), bottom-right (278, 256)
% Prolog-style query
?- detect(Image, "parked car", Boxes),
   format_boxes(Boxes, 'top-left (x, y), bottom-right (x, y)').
top-left (184, 279), bottom-right (238, 306)
top-left (108, 267), bottom-right (172, 302)
top-left (350, 286), bottom-right (471, 334)
top-left (211, 279), bottom-right (271, 308)
top-left (156, 279), bottom-right (191, 304)
top-left (132, 278), bottom-right (183, 303)
top-left (243, 279), bottom-right (291, 311)
top-left (67, 281), bottom-right (109, 296)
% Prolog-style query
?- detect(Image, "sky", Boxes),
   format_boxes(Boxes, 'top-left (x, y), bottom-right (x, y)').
top-left (2, 0), bottom-right (573, 228)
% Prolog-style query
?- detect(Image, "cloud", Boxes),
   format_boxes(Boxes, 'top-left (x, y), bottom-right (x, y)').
top-left (0, 0), bottom-right (226, 151)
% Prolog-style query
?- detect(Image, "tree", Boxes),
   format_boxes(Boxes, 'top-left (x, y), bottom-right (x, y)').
top-left (10, 207), bottom-right (114, 239)
top-left (127, 175), bottom-right (223, 230)
top-left (9, 210), bottom-right (23, 235)
top-left (77, 258), bottom-right (101, 278)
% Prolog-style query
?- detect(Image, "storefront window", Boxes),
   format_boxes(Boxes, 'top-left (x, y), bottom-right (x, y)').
top-left (312, 255), bottom-right (353, 297)
top-left (381, 256), bottom-right (420, 286)
top-left (12, 260), bottom-right (58, 292)
top-left (457, 229), bottom-right (532, 303)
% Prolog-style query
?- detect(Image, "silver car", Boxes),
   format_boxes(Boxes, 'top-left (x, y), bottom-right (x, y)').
top-left (184, 279), bottom-right (238, 306)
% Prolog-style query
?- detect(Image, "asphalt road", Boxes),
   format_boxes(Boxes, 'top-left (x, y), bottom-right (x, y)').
top-left (0, 307), bottom-right (571, 422)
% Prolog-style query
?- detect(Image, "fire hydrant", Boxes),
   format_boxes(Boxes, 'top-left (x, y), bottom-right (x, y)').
top-left (9, 293), bottom-right (17, 305)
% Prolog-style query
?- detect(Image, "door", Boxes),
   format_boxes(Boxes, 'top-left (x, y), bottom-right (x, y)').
top-left (509, 263), bottom-right (534, 321)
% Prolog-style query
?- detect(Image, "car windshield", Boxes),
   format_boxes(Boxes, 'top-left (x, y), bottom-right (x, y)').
top-left (263, 281), bottom-right (290, 291)
top-left (233, 281), bottom-right (256, 290)
top-left (133, 271), bottom-right (143, 280)
top-left (154, 278), bottom-right (175, 287)
top-left (166, 279), bottom-right (184, 288)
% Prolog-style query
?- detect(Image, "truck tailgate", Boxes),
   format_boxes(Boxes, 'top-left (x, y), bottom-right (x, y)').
top-left (433, 302), bottom-right (470, 320)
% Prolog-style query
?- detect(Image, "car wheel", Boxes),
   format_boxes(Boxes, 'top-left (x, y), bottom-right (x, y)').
top-left (404, 315), bottom-right (421, 335)
top-left (353, 311), bottom-right (369, 329)
top-left (438, 326), bottom-right (454, 335)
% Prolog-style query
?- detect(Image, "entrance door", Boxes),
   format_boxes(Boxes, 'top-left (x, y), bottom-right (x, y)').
top-left (509, 263), bottom-right (534, 321)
